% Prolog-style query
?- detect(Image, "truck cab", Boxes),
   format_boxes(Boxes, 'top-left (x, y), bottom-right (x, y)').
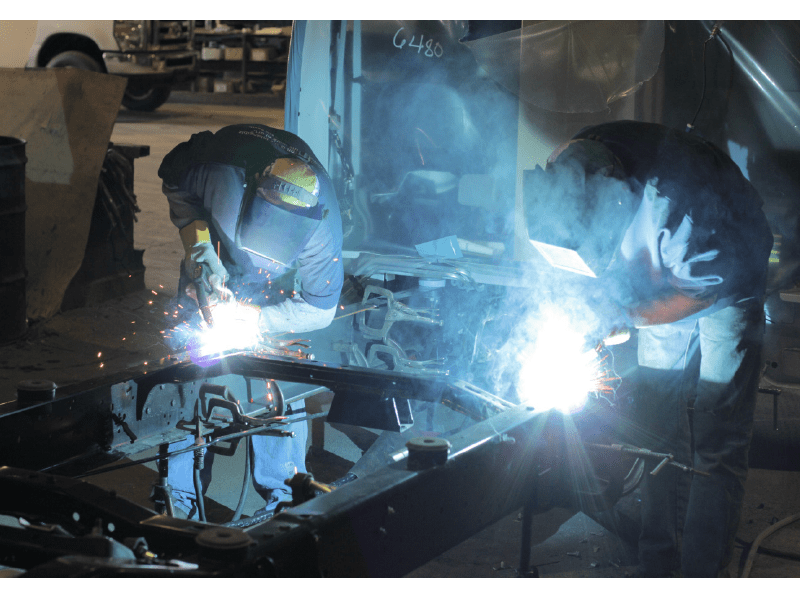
top-left (286, 21), bottom-right (800, 407)
top-left (27, 20), bottom-right (196, 111)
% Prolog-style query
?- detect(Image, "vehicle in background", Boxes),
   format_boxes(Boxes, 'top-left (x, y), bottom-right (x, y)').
top-left (27, 20), bottom-right (196, 111)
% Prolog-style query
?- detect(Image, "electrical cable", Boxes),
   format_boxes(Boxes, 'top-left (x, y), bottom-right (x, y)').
top-left (231, 436), bottom-right (253, 522)
top-left (193, 466), bottom-right (207, 522)
top-left (741, 513), bottom-right (800, 577)
top-left (736, 536), bottom-right (800, 563)
top-left (687, 21), bottom-right (730, 132)
top-left (70, 411), bottom-right (324, 478)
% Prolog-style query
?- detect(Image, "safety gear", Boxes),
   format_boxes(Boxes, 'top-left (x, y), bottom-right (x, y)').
top-left (525, 139), bottom-right (637, 278)
top-left (258, 158), bottom-right (319, 209)
top-left (257, 295), bottom-right (337, 335)
top-left (236, 159), bottom-right (324, 266)
top-left (180, 220), bottom-right (229, 285)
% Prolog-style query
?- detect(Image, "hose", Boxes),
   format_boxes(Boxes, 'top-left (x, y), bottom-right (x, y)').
top-left (193, 447), bottom-right (207, 522)
top-left (231, 436), bottom-right (253, 522)
top-left (741, 513), bottom-right (800, 577)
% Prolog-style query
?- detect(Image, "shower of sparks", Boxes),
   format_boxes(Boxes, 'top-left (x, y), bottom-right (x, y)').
top-left (516, 306), bottom-right (617, 414)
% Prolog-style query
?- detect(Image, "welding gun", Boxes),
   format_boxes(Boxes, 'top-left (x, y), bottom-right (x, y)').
top-left (191, 262), bottom-right (217, 326)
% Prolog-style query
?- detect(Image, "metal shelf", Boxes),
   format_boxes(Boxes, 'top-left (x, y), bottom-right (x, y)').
top-left (193, 28), bottom-right (290, 93)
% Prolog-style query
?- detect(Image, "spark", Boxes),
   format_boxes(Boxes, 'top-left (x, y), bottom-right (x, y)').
top-left (97, 352), bottom-right (102, 358)
top-left (151, 290), bottom-right (158, 295)
top-left (99, 363), bottom-right (104, 368)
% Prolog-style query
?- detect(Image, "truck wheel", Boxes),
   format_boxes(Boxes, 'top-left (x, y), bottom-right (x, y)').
top-left (121, 84), bottom-right (171, 112)
top-left (45, 51), bottom-right (103, 72)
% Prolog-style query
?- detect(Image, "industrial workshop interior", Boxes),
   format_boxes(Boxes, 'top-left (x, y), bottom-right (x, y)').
top-left (1, 19), bottom-right (799, 582)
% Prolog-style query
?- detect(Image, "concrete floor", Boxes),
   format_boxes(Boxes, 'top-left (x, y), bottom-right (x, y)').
top-left (1, 91), bottom-right (799, 579)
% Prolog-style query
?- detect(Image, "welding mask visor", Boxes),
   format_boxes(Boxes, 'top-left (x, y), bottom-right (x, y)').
top-left (236, 158), bottom-right (323, 266)
top-left (525, 139), bottom-right (635, 278)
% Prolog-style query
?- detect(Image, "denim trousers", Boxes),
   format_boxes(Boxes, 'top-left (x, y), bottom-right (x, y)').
top-left (168, 399), bottom-right (308, 519)
top-left (632, 301), bottom-right (764, 577)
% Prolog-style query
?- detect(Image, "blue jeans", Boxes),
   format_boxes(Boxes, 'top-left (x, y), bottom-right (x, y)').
top-left (632, 301), bottom-right (764, 577)
top-left (168, 398), bottom-right (308, 519)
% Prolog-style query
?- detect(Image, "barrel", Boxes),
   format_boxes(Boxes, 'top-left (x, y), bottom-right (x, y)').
top-left (0, 136), bottom-right (27, 344)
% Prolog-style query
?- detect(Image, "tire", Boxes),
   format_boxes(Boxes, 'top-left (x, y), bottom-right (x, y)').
top-left (45, 50), bottom-right (103, 72)
top-left (121, 83), bottom-right (171, 112)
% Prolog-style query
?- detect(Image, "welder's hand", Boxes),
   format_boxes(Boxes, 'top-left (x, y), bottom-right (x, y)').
top-left (185, 273), bottom-right (233, 305)
top-left (185, 241), bottom-right (229, 286)
top-left (603, 327), bottom-right (631, 346)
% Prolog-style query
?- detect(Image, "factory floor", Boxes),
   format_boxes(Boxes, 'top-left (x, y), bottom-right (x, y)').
top-left (1, 91), bottom-right (799, 581)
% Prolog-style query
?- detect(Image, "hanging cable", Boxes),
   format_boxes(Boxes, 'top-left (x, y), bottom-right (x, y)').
top-left (231, 436), bottom-right (253, 522)
top-left (687, 21), bottom-right (730, 133)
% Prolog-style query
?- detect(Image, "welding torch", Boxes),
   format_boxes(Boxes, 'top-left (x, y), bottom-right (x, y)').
top-left (586, 442), bottom-right (710, 478)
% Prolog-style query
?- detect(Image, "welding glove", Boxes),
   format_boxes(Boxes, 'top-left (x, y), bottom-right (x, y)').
top-left (180, 220), bottom-right (228, 281)
top-left (179, 220), bottom-right (231, 301)
top-left (257, 297), bottom-right (337, 336)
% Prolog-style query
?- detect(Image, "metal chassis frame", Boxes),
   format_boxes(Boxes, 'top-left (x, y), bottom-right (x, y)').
top-left (0, 354), bottom-right (590, 576)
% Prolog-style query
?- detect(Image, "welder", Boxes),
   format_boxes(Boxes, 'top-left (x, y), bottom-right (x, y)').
top-left (525, 120), bottom-right (773, 577)
top-left (158, 123), bottom-right (343, 520)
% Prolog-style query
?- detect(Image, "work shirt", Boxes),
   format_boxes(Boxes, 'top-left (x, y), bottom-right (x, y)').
top-left (573, 121), bottom-right (773, 319)
top-left (159, 124), bottom-right (343, 311)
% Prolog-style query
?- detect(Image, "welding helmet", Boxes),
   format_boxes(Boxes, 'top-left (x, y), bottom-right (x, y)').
top-left (524, 139), bottom-right (636, 278)
top-left (235, 158), bottom-right (324, 266)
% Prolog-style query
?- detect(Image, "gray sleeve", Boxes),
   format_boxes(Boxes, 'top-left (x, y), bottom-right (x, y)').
top-left (163, 182), bottom-right (205, 229)
top-left (295, 215), bottom-right (344, 310)
top-left (258, 296), bottom-right (336, 334)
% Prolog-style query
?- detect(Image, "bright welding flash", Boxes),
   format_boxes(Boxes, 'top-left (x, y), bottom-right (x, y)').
top-left (188, 301), bottom-right (261, 366)
top-left (516, 307), bottom-right (600, 414)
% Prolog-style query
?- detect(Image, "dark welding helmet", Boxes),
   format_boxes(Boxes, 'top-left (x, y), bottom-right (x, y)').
top-left (235, 158), bottom-right (324, 266)
top-left (524, 139), bottom-right (636, 278)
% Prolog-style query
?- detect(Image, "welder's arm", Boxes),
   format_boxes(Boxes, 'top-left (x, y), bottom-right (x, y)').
top-left (258, 298), bottom-right (337, 335)
top-left (626, 291), bottom-right (716, 328)
top-left (163, 182), bottom-right (204, 230)
top-left (258, 209), bottom-right (344, 336)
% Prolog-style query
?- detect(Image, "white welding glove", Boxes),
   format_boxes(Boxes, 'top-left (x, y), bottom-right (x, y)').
top-left (179, 220), bottom-right (229, 285)
top-left (258, 296), bottom-right (337, 336)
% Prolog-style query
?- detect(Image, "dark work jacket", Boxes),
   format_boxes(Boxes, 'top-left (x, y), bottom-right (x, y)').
top-left (573, 120), bottom-right (773, 314)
